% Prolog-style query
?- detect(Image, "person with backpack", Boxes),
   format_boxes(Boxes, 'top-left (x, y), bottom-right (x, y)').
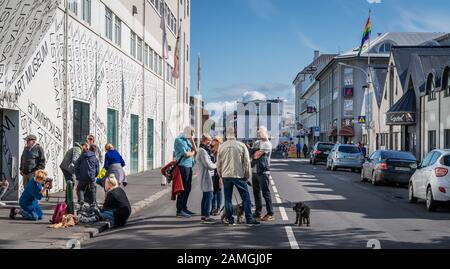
top-left (197, 134), bottom-right (217, 224)
top-left (75, 144), bottom-right (100, 208)
top-left (251, 127), bottom-right (274, 222)
top-left (174, 126), bottom-right (197, 218)
top-left (9, 169), bottom-right (51, 220)
top-left (103, 144), bottom-right (127, 187)
top-left (60, 142), bottom-right (83, 214)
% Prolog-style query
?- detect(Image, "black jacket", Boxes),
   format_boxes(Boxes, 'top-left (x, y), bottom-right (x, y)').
top-left (102, 187), bottom-right (131, 227)
top-left (20, 143), bottom-right (46, 174)
top-left (75, 151), bottom-right (99, 182)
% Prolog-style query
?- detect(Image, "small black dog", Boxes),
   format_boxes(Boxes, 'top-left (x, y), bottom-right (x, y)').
top-left (293, 202), bottom-right (311, 227)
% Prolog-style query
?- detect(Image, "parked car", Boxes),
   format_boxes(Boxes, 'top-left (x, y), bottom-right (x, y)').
top-left (361, 150), bottom-right (417, 186)
top-left (409, 149), bottom-right (450, 211)
top-left (326, 144), bottom-right (364, 172)
top-left (310, 142), bottom-right (335, 165)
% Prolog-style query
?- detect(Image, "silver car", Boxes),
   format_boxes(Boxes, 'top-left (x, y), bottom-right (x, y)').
top-left (326, 144), bottom-right (364, 172)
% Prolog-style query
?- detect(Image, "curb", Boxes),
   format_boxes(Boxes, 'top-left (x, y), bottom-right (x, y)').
top-left (55, 186), bottom-right (172, 249)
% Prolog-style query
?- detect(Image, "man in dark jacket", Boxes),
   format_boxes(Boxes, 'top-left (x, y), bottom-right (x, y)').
top-left (75, 145), bottom-right (99, 208)
top-left (20, 135), bottom-right (46, 190)
top-left (60, 142), bottom-right (83, 214)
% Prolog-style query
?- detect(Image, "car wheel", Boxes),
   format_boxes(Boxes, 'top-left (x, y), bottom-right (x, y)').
top-left (361, 169), bottom-right (367, 182)
top-left (371, 172), bottom-right (379, 186)
top-left (408, 182), bottom-right (418, 203)
top-left (426, 187), bottom-right (438, 212)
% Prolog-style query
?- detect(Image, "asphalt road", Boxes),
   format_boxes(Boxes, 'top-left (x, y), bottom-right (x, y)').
top-left (84, 157), bottom-right (450, 249)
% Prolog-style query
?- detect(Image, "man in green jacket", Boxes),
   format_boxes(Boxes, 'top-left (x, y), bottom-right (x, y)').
top-left (60, 142), bottom-right (83, 214)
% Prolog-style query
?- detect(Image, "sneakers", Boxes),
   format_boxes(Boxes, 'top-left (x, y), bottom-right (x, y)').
top-left (0, 201), bottom-right (6, 206)
top-left (184, 209), bottom-right (196, 215)
top-left (246, 220), bottom-right (261, 226)
top-left (253, 213), bottom-right (262, 221)
top-left (176, 211), bottom-right (191, 218)
top-left (224, 221), bottom-right (236, 226)
top-left (9, 207), bottom-right (18, 219)
top-left (202, 218), bottom-right (216, 224)
top-left (261, 215), bottom-right (275, 221)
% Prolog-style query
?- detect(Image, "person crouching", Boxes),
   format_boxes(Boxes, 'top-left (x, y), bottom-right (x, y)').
top-left (10, 169), bottom-right (50, 220)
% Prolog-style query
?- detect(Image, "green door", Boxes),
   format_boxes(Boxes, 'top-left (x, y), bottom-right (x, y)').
top-left (107, 109), bottom-right (118, 147)
top-left (147, 118), bottom-right (154, 170)
top-left (130, 114), bottom-right (139, 174)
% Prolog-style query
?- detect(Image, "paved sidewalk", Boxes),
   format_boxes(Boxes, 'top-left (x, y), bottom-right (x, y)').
top-left (0, 169), bottom-right (170, 249)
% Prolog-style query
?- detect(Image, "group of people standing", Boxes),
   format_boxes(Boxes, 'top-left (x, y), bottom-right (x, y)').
top-left (174, 126), bottom-right (274, 226)
top-left (7, 134), bottom-right (131, 228)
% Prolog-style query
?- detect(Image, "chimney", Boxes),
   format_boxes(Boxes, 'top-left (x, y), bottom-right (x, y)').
top-left (314, 50), bottom-right (320, 60)
top-left (378, 33), bottom-right (382, 37)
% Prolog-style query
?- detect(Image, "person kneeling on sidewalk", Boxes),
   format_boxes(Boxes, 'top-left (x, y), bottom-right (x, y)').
top-left (10, 169), bottom-right (50, 220)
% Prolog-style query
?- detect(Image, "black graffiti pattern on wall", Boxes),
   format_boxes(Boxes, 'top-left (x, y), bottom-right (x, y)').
top-left (50, 15), bottom-right (65, 119)
top-left (1, 114), bottom-right (19, 199)
top-left (0, 0), bottom-right (60, 88)
top-left (27, 100), bottom-right (62, 142)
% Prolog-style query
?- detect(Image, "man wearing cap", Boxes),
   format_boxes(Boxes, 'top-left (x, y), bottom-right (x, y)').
top-left (20, 135), bottom-right (46, 189)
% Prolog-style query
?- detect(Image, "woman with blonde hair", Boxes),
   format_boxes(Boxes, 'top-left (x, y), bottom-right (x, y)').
top-left (197, 134), bottom-right (216, 224)
top-left (210, 136), bottom-right (224, 216)
top-left (10, 169), bottom-right (51, 220)
top-left (99, 174), bottom-right (131, 227)
top-left (103, 143), bottom-right (127, 187)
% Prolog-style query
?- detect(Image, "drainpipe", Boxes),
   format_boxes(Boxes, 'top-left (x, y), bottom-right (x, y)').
top-left (142, 0), bottom-right (146, 171)
top-left (64, 0), bottom-right (69, 152)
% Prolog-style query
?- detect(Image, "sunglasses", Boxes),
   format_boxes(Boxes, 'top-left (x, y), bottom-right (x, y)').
top-left (87, 138), bottom-right (93, 141)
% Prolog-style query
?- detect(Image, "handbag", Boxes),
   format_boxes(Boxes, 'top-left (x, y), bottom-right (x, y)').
top-left (97, 168), bottom-right (107, 179)
top-left (162, 155), bottom-right (184, 184)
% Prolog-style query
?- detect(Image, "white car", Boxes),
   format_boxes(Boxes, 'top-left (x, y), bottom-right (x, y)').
top-left (409, 149), bottom-right (450, 211)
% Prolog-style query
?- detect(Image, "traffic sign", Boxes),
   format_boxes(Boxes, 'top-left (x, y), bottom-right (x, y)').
top-left (358, 116), bottom-right (366, 124)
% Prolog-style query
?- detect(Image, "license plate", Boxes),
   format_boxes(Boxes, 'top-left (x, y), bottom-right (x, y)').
top-left (324, 151), bottom-right (330, 154)
top-left (395, 167), bottom-right (410, 171)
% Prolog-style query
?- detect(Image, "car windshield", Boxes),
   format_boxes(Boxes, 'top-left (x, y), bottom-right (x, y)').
top-left (382, 151), bottom-right (416, 161)
top-left (338, 146), bottom-right (360, 154)
top-left (318, 144), bottom-right (334, 151)
top-left (443, 155), bottom-right (450, 166)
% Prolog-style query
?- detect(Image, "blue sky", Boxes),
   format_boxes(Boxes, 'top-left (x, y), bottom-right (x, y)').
top-left (190, 0), bottom-right (450, 111)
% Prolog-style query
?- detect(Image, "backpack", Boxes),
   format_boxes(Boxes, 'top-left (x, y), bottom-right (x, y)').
top-left (51, 202), bottom-right (68, 224)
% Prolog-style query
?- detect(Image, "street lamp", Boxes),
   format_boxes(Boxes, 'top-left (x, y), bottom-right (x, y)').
top-left (300, 98), bottom-right (319, 144)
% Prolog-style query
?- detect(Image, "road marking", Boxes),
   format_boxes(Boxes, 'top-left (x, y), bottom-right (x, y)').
top-left (272, 185), bottom-right (278, 193)
top-left (279, 206), bottom-right (288, 221)
top-left (275, 193), bottom-right (282, 203)
top-left (285, 226), bottom-right (300, 249)
top-left (270, 179), bottom-right (275, 185)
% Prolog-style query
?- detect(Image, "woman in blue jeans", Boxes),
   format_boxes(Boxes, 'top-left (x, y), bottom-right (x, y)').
top-left (10, 169), bottom-right (50, 220)
top-left (197, 134), bottom-right (217, 224)
top-left (210, 136), bottom-right (223, 215)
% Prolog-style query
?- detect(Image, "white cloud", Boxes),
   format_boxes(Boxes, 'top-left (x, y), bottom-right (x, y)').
top-left (397, 9), bottom-right (450, 32)
top-left (296, 30), bottom-right (323, 52)
top-left (242, 91), bottom-right (267, 102)
top-left (367, 0), bottom-right (382, 3)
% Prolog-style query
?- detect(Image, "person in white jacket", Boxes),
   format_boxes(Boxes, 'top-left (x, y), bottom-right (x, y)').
top-left (196, 134), bottom-right (217, 224)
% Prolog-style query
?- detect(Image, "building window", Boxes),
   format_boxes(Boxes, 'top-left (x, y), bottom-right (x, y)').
top-left (444, 67), bottom-right (450, 97)
top-left (445, 129), bottom-right (450, 149)
top-left (149, 47), bottom-right (154, 70)
top-left (73, 101), bottom-right (90, 145)
top-left (130, 31), bottom-right (136, 58)
top-left (107, 109), bottom-right (118, 148)
top-left (137, 37), bottom-right (143, 62)
top-left (158, 55), bottom-right (162, 76)
top-left (153, 51), bottom-right (158, 72)
top-left (427, 74), bottom-right (436, 101)
top-left (68, 0), bottom-right (77, 15)
top-left (428, 130), bottom-right (437, 151)
top-left (394, 132), bottom-right (399, 150)
top-left (343, 67), bottom-right (353, 86)
top-left (81, 0), bottom-right (91, 24)
top-left (187, 0), bottom-right (190, 17)
top-left (186, 44), bottom-right (189, 62)
top-left (380, 133), bottom-right (387, 146)
top-left (144, 45), bottom-right (149, 67)
top-left (105, 8), bottom-right (113, 40)
top-left (378, 43), bottom-right (392, 53)
top-left (114, 16), bottom-right (122, 47)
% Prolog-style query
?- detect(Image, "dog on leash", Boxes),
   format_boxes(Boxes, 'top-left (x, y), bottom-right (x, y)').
top-left (220, 203), bottom-right (245, 224)
top-left (293, 202), bottom-right (311, 227)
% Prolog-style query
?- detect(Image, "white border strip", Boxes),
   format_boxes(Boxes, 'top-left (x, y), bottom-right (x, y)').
top-left (285, 226), bottom-right (300, 249)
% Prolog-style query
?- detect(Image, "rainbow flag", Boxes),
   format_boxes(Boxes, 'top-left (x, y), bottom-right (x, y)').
top-left (358, 15), bottom-right (371, 57)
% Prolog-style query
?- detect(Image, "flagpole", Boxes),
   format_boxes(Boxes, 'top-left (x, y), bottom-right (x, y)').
top-left (368, 9), bottom-right (371, 69)
top-left (197, 54), bottom-right (201, 147)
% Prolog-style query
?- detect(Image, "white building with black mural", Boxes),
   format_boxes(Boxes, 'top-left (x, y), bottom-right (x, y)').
top-left (0, 0), bottom-right (191, 200)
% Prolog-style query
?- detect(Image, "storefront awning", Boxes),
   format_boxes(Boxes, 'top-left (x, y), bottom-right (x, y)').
top-left (338, 126), bottom-right (354, 137)
top-left (386, 89), bottom-right (416, 125)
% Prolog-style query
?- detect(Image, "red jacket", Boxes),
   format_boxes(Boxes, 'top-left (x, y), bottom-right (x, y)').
top-left (161, 161), bottom-right (184, 200)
